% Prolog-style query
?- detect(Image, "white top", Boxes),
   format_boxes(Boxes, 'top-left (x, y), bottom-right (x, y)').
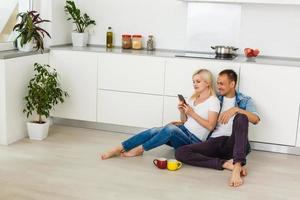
top-left (184, 96), bottom-right (220, 141)
top-left (211, 96), bottom-right (236, 138)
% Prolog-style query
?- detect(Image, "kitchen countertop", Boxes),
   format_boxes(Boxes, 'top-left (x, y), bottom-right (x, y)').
top-left (0, 49), bottom-right (50, 59)
top-left (2, 44), bottom-right (300, 68)
top-left (51, 45), bottom-right (300, 68)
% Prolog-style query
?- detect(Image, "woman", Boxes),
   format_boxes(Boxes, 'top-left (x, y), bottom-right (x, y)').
top-left (101, 69), bottom-right (220, 159)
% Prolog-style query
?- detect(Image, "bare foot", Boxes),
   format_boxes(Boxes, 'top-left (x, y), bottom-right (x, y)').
top-left (121, 146), bottom-right (144, 157)
top-left (223, 159), bottom-right (234, 171)
top-left (229, 163), bottom-right (244, 187)
top-left (101, 146), bottom-right (124, 160)
top-left (223, 159), bottom-right (247, 177)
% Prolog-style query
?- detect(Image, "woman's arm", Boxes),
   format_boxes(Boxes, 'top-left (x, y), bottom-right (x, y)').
top-left (183, 104), bottom-right (218, 131)
top-left (178, 102), bottom-right (187, 123)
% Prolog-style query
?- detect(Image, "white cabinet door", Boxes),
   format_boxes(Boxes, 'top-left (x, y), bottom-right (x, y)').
top-left (98, 90), bottom-right (163, 128)
top-left (239, 64), bottom-right (300, 146)
top-left (181, 0), bottom-right (300, 5)
top-left (163, 96), bottom-right (182, 126)
top-left (297, 106), bottom-right (300, 147)
top-left (50, 50), bottom-right (98, 122)
top-left (98, 53), bottom-right (165, 95)
top-left (2, 54), bottom-right (49, 145)
top-left (165, 58), bottom-right (240, 98)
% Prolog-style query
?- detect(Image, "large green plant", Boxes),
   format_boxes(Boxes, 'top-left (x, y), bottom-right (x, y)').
top-left (23, 63), bottom-right (68, 124)
top-left (13, 11), bottom-right (51, 52)
top-left (64, 0), bottom-right (96, 33)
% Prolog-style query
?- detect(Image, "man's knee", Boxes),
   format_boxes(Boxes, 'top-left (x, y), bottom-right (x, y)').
top-left (234, 113), bottom-right (248, 124)
top-left (175, 146), bottom-right (191, 162)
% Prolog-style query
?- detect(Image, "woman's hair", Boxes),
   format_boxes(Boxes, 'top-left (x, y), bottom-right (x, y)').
top-left (191, 69), bottom-right (216, 99)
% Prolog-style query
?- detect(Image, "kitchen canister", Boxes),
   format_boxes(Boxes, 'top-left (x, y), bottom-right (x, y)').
top-left (132, 35), bottom-right (142, 50)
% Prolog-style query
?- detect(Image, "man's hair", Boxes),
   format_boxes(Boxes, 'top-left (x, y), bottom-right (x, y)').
top-left (219, 69), bottom-right (238, 85)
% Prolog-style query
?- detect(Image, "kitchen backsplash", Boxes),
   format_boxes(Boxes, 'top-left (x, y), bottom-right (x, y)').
top-left (185, 3), bottom-right (241, 53)
top-left (47, 0), bottom-right (300, 58)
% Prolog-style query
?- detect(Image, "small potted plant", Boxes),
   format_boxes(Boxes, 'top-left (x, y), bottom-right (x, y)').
top-left (23, 63), bottom-right (68, 140)
top-left (64, 0), bottom-right (96, 46)
top-left (13, 10), bottom-right (51, 52)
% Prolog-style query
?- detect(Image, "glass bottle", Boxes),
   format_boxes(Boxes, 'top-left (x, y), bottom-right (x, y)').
top-left (132, 35), bottom-right (142, 50)
top-left (106, 27), bottom-right (113, 48)
top-left (122, 34), bottom-right (132, 49)
top-left (147, 35), bottom-right (155, 51)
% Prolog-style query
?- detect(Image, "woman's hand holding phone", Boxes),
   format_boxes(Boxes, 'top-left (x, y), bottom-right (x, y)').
top-left (181, 104), bottom-right (195, 116)
top-left (177, 101), bottom-right (185, 113)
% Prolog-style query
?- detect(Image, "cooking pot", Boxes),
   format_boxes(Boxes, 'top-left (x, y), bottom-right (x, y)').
top-left (211, 46), bottom-right (238, 55)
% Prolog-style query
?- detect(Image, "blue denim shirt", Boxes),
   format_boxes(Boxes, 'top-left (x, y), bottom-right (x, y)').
top-left (217, 91), bottom-right (259, 116)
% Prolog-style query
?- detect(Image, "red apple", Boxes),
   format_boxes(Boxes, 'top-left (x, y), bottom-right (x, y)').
top-left (252, 49), bottom-right (260, 56)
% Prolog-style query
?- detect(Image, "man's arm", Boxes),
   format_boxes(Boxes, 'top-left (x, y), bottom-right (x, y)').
top-left (218, 98), bottom-right (260, 125)
top-left (234, 107), bottom-right (260, 124)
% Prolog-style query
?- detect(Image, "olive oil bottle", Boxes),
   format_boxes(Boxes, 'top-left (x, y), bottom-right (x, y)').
top-left (106, 27), bottom-right (113, 48)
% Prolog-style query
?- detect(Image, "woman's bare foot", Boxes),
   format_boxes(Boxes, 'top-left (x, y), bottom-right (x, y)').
top-left (101, 145), bottom-right (124, 160)
top-left (223, 159), bottom-right (247, 177)
top-left (121, 146), bottom-right (144, 157)
top-left (229, 163), bottom-right (244, 187)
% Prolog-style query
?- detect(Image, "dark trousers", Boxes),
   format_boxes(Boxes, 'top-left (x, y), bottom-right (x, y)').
top-left (175, 114), bottom-right (250, 170)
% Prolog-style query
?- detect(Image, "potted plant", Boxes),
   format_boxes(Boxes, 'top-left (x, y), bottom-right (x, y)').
top-left (13, 10), bottom-right (51, 52)
top-left (23, 63), bottom-right (68, 140)
top-left (64, 0), bottom-right (96, 46)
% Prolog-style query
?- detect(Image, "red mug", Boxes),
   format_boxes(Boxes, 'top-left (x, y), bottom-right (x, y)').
top-left (153, 158), bottom-right (167, 169)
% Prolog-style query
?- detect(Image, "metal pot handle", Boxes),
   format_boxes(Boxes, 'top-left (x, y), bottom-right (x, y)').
top-left (211, 46), bottom-right (216, 50)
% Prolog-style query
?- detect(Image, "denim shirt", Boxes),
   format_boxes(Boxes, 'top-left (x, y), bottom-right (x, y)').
top-left (217, 91), bottom-right (259, 116)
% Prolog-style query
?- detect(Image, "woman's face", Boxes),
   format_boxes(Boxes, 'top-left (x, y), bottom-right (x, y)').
top-left (193, 74), bottom-right (209, 94)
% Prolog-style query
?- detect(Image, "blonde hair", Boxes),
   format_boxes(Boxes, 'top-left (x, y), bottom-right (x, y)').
top-left (191, 69), bottom-right (216, 100)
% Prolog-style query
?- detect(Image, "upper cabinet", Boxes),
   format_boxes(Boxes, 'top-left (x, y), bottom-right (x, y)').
top-left (179, 0), bottom-right (300, 5)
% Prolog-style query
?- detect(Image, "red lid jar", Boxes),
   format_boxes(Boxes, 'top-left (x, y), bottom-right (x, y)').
top-left (122, 34), bottom-right (132, 49)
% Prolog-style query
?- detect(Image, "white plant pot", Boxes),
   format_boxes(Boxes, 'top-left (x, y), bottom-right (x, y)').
top-left (17, 38), bottom-right (34, 52)
top-left (27, 120), bottom-right (50, 140)
top-left (72, 32), bottom-right (88, 47)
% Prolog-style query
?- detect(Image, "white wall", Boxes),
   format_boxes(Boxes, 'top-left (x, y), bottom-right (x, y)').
top-left (240, 4), bottom-right (300, 58)
top-left (47, 0), bottom-right (300, 58)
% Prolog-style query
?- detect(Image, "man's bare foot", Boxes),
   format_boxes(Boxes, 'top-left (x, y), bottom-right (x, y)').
top-left (223, 159), bottom-right (247, 177)
top-left (229, 163), bottom-right (244, 187)
top-left (121, 146), bottom-right (144, 157)
top-left (223, 159), bottom-right (234, 170)
top-left (101, 146), bottom-right (124, 160)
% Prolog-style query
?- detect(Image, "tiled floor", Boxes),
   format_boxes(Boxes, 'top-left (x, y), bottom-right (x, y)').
top-left (0, 125), bottom-right (299, 200)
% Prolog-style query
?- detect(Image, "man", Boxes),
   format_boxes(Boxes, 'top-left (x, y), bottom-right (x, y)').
top-left (175, 69), bottom-right (260, 187)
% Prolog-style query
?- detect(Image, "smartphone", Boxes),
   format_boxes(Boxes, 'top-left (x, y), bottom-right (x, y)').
top-left (178, 94), bottom-right (187, 105)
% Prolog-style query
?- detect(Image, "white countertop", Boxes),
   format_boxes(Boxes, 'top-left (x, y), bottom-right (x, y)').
top-left (2, 44), bottom-right (300, 68)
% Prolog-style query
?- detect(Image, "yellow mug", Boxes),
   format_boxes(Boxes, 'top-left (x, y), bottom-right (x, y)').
top-left (167, 159), bottom-right (182, 171)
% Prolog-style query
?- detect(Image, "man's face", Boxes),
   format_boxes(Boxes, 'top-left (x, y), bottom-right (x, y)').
top-left (217, 74), bottom-right (235, 96)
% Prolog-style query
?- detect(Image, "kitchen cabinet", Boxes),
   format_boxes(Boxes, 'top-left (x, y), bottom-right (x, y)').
top-left (164, 57), bottom-right (239, 127)
top-left (50, 50), bottom-right (98, 122)
top-left (97, 90), bottom-right (163, 128)
top-left (163, 96), bottom-right (181, 125)
top-left (0, 54), bottom-right (49, 145)
top-left (179, 0), bottom-right (300, 5)
top-left (98, 53), bottom-right (165, 95)
top-left (164, 58), bottom-right (240, 97)
top-left (239, 63), bottom-right (300, 146)
top-left (297, 107), bottom-right (300, 147)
